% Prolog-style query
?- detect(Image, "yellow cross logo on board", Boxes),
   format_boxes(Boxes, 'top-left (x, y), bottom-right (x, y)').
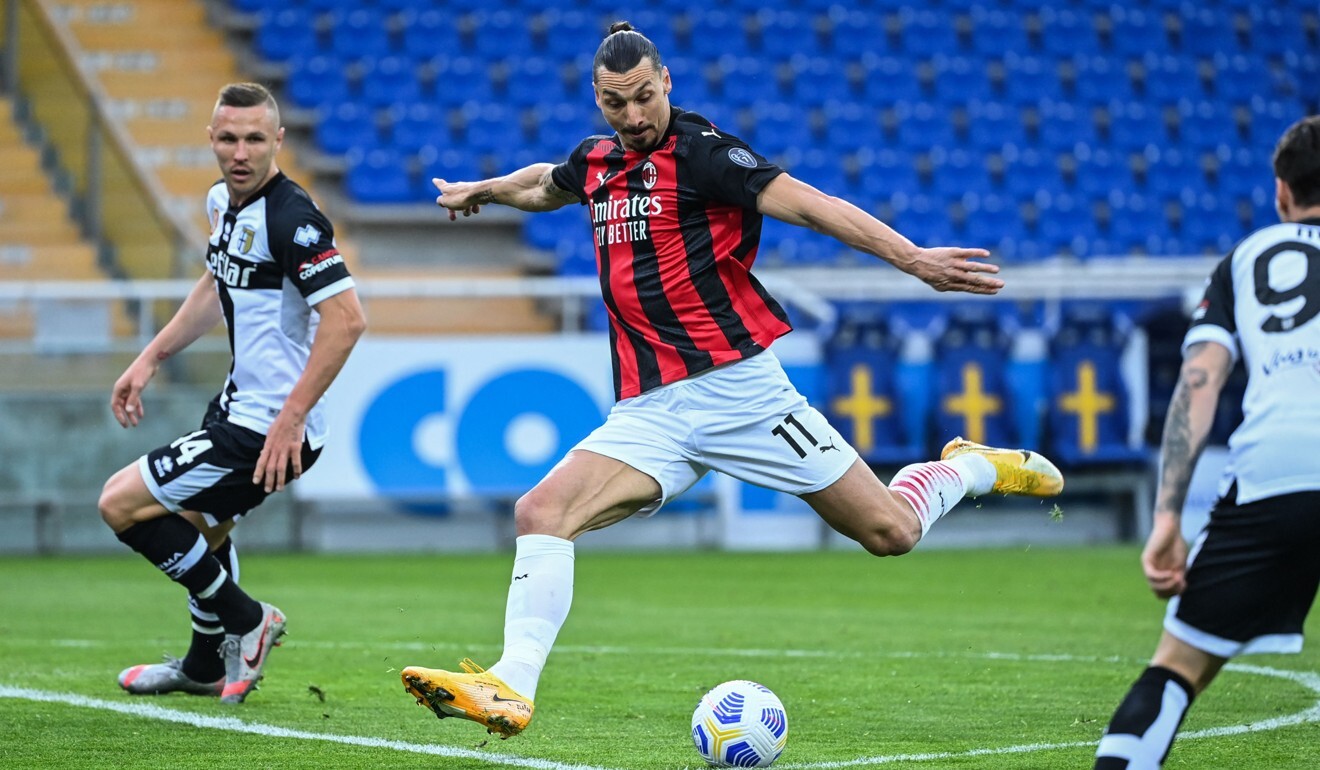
top-left (942, 361), bottom-right (1002, 444)
top-left (1060, 360), bottom-right (1116, 454)
top-left (830, 363), bottom-right (892, 452)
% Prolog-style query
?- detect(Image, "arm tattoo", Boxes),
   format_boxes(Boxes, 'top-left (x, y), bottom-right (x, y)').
top-left (540, 171), bottom-right (577, 202)
top-left (474, 189), bottom-right (496, 205)
top-left (1156, 364), bottom-right (1211, 514)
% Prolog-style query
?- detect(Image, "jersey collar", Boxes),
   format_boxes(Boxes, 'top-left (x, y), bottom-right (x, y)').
top-left (229, 171), bottom-right (286, 212)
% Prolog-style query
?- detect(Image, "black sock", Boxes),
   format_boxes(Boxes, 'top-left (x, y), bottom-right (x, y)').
top-left (181, 538), bottom-right (237, 682)
top-left (118, 519), bottom-right (262, 637)
top-left (1095, 666), bottom-right (1195, 769)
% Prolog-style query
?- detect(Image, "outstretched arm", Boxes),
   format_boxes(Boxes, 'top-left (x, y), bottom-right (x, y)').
top-left (253, 287), bottom-right (367, 493)
top-left (1142, 340), bottom-right (1233, 598)
top-left (755, 174), bottom-right (1004, 295)
top-left (433, 163), bottom-right (579, 219)
top-left (110, 273), bottom-right (223, 427)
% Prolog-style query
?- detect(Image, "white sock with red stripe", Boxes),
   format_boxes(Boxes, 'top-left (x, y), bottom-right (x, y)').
top-left (888, 455), bottom-right (996, 536)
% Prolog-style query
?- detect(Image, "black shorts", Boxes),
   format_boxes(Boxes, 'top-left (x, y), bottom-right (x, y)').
top-left (138, 409), bottom-right (320, 525)
top-left (1166, 487), bottom-right (1320, 657)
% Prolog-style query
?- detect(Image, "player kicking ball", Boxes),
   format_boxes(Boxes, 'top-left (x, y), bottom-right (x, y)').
top-left (401, 24), bottom-right (1062, 738)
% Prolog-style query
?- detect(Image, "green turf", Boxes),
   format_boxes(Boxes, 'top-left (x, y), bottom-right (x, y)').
top-left (1, 547), bottom-right (1316, 768)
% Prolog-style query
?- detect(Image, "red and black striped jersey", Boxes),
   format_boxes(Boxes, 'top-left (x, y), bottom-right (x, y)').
top-left (550, 108), bottom-right (792, 400)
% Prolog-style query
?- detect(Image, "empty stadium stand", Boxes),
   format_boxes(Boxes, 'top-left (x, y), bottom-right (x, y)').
top-left (222, 1), bottom-right (1318, 272)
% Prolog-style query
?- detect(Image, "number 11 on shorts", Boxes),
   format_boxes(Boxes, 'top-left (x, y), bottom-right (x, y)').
top-left (771, 413), bottom-right (818, 459)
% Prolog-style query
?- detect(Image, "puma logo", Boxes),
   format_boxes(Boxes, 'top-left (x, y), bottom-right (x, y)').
top-left (513, 573), bottom-right (530, 581)
top-left (701, 130), bottom-right (720, 138)
top-left (819, 437), bottom-right (840, 453)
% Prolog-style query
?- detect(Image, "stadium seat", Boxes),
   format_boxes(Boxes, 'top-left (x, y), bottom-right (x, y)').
top-left (1107, 7), bottom-right (1167, 59)
top-left (1048, 313), bottom-right (1148, 466)
top-left (858, 148), bottom-right (921, 201)
top-left (254, 8), bottom-right (319, 63)
top-left (330, 8), bottom-right (391, 61)
top-left (1075, 56), bottom-right (1133, 106)
top-left (824, 316), bottom-right (926, 465)
top-left (345, 147), bottom-right (413, 203)
top-left (285, 54), bottom-right (351, 111)
top-left (428, 55), bottom-right (493, 108)
top-left (747, 101), bottom-right (812, 157)
top-left (784, 56), bottom-right (853, 108)
top-left (360, 55), bottom-right (422, 108)
top-left (401, 9), bottom-right (463, 60)
top-left (1038, 99), bottom-right (1095, 151)
top-left (687, 9), bottom-right (749, 60)
top-left (823, 102), bottom-right (880, 155)
top-left (1039, 8), bottom-right (1097, 58)
top-left (860, 56), bottom-right (921, 107)
top-left (757, 10), bottom-right (817, 57)
top-left (471, 10), bottom-right (533, 60)
top-left (931, 55), bottom-right (992, 105)
top-left (935, 308), bottom-right (1013, 449)
top-left (314, 102), bottom-right (380, 156)
top-left (830, 10), bottom-right (885, 62)
top-left (1143, 54), bottom-right (1206, 106)
top-left (896, 101), bottom-right (955, 151)
top-left (386, 102), bottom-right (446, 154)
top-left (1003, 54), bottom-right (1060, 106)
top-left (898, 8), bottom-right (961, 59)
top-left (967, 100), bottom-right (1024, 152)
top-left (1178, 7), bottom-right (1241, 58)
top-left (969, 8), bottom-right (1029, 59)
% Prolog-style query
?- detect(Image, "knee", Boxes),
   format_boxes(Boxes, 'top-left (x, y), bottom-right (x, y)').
top-left (512, 488), bottom-right (564, 536)
top-left (98, 481), bottom-right (132, 533)
top-left (857, 524), bottom-right (920, 558)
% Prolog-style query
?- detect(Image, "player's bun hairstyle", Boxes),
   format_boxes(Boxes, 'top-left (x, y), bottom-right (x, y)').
top-left (1274, 115), bottom-right (1320, 208)
top-left (215, 82), bottom-right (280, 126)
top-left (593, 21), bottom-right (662, 81)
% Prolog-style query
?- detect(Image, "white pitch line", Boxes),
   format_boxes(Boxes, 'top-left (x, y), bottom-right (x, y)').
top-left (0, 685), bottom-right (617, 770)
top-left (12, 643), bottom-right (1320, 768)
top-left (776, 663), bottom-right (1320, 769)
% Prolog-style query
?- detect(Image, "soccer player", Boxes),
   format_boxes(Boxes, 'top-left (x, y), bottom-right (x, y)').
top-left (1094, 117), bottom-right (1320, 768)
top-left (401, 23), bottom-right (1063, 738)
top-left (100, 83), bottom-right (366, 703)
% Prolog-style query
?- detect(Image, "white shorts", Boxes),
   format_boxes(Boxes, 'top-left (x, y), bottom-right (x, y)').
top-left (575, 349), bottom-right (859, 516)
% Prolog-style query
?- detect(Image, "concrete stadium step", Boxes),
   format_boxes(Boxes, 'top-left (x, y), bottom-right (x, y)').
top-left (0, 243), bottom-right (102, 281)
top-left (354, 268), bottom-right (559, 335)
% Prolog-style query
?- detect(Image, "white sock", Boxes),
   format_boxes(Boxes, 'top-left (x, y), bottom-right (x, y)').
top-left (488, 534), bottom-right (574, 701)
top-left (888, 455), bottom-right (995, 536)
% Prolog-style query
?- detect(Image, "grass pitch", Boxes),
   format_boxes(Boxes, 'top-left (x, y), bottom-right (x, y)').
top-left (1, 546), bottom-right (1317, 769)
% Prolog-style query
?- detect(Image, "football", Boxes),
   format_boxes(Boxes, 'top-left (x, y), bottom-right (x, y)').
top-left (690, 680), bottom-right (788, 768)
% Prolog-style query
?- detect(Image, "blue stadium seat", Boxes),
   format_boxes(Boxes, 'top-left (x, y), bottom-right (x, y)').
top-left (471, 10), bottom-right (533, 60)
top-left (1048, 315), bottom-right (1147, 466)
top-left (330, 8), bottom-right (391, 61)
top-left (963, 193), bottom-right (1022, 254)
top-left (1075, 147), bottom-right (1130, 200)
top-left (1178, 7), bottom-right (1240, 58)
top-left (1248, 6), bottom-right (1310, 55)
top-left (932, 148), bottom-right (990, 200)
top-left (830, 10), bottom-right (885, 61)
top-left (429, 55), bottom-right (493, 108)
top-left (1039, 8), bottom-right (1098, 59)
top-left (935, 310), bottom-right (1013, 449)
top-left (1003, 147), bottom-right (1058, 200)
top-left (504, 56), bottom-right (561, 107)
top-left (859, 148), bottom-right (921, 200)
top-left (1108, 100), bottom-right (1165, 152)
top-left (401, 10), bottom-right (463, 60)
top-left (1108, 7), bottom-right (1167, 59)
top-left (969, 8), bottom-right (1029, 59)
top-left (931, 55), bottom-right (992, 105)
top-left (285, 54), bottom-right (350, 111)
top-left (748, 101), bottom-right (812, 157)
top-left (1213, 54), bottom-right (1269, 105)
top-left (789, 148), bottom-right (847, 197)
top-left (715, 56), bottom-right (773, 106)
top-left (387, 101), bottom-right (446, 154)
top-left (784, 56), bottom-right (853, 108)
top-left (1145, 147), bottom-right (1203, 202)
top-left (896, 101), bottom-right (955, 150)
top-left (687, 9), bottom-right (749, 59)
top-left (1176, 99), bottom-right (1238, 153)
top-left (823, 102), bottom-right (880, 155)
top-left (1143, 54), bottom-right (1205, 106)
top-left (967, 100), bottom-right (1024, 151)
top-left (254, 8), bottom-right (319, 63)
top-left (1038, 99), bottom-right (1095, 151)
top-left (1247, 99), bottom-right (1298, 147)
top-left (859, 55), bottom-right (921, 107)
top-left (541, 9), bottom-right (596, 60)
top-left (824, 318), bottom-right (926, 465)
top-left (1003, 54), bottom-right (1060, 106)
top-left (757, 10), bottom-right (817, 56)
top-left (898, 8), bottom-right (960, 59)
top-left (345, 147), bottom-right (413, 203)
top-left (360, 55), bottom-right (422, 108)
top-left (314, 102), bottom-right (380, 156)
top-left (1075, 56), bottom-right (1133, 106)
top-left (891, 192), bottom-right (952, 246)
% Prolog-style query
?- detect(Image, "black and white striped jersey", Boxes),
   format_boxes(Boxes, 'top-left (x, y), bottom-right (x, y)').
top-left (204, 172), bottom-right (354, 449)
top-left (1184, 216), bottom-right (1320, 503)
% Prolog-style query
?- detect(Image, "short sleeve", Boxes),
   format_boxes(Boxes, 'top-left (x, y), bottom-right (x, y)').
top-left (550, 138), bottom-right (595, 205)
top-left (680, 132), bottom-right (784, 209)
top-left (1184, 253), bottom-right (1239, 362)
top-left (268, 191), bottom-right (354, 306)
